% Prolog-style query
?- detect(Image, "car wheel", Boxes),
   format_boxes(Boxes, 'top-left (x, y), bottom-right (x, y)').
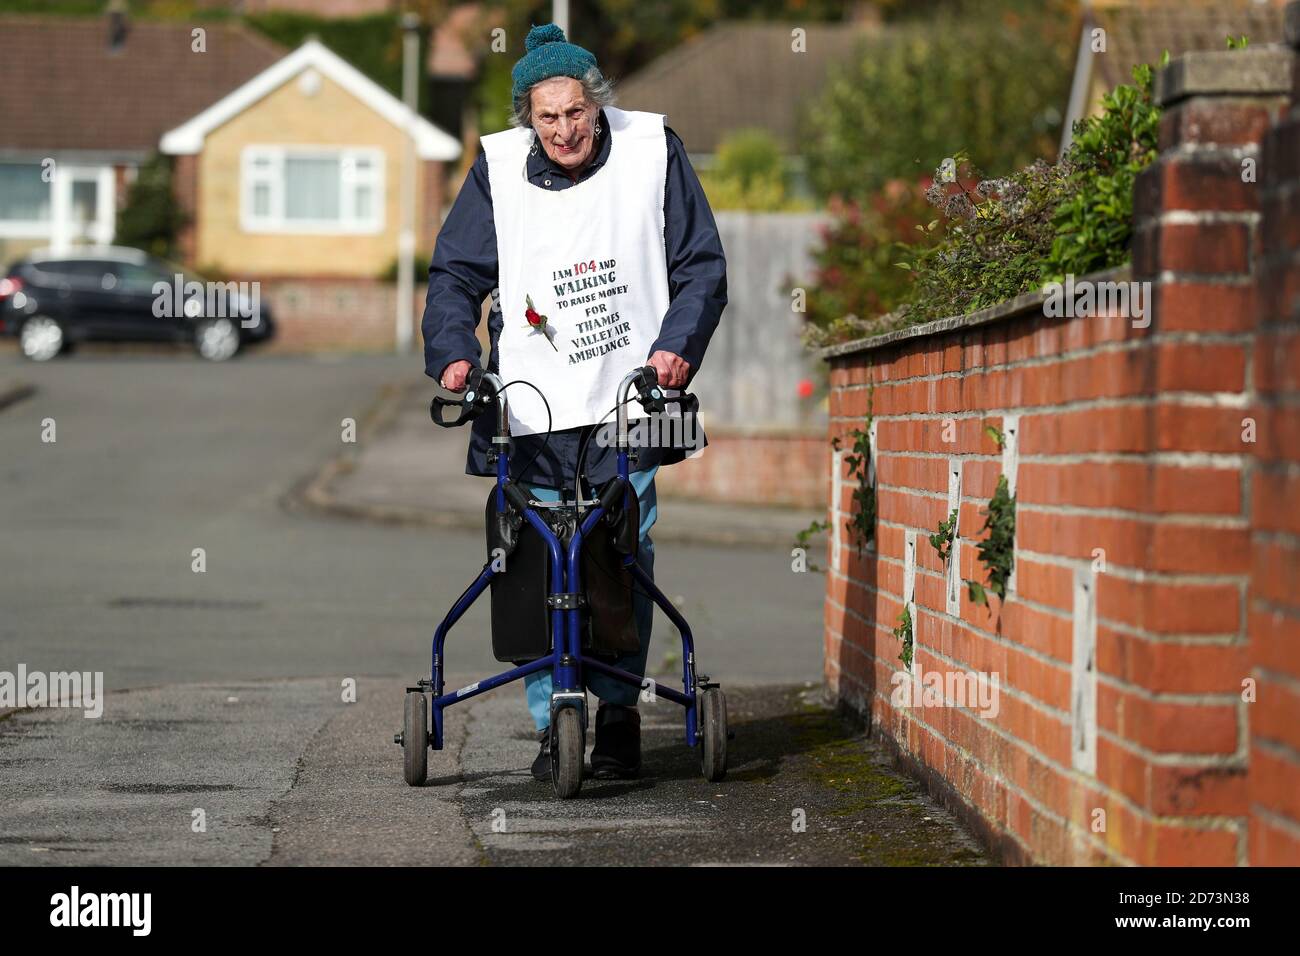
top-left (194, 317), bottom-right (240, 362)
top-left (19, 316), bottom-right (64, 362)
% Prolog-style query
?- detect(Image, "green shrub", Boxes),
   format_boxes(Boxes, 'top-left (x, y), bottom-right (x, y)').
top-left (803, 12), bottom-right (1072, 203)
top-left (247, 12), bottom-right (428, 116)
top-left (380, 252), bottom-right (432, 283)
top-left (896, 149), bottom-right (1074, 324)
top-left (1043, 59), bottom-right (1163, 282)
top-left (801, 182), bottom-right (936, 348)
top-left (115, 153), bottom-right (187, 260)
top-left (806, 58), bottom-right (1163, 344)
top-left (698, 129), bottom-right (808, 211)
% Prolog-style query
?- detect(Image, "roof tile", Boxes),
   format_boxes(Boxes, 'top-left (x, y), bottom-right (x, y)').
top-left (0, 15), bottom-right (286, 154)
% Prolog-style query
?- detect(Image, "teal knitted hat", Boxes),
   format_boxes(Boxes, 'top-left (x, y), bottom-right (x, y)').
top-left (511, 23), bottom-right (601, 103)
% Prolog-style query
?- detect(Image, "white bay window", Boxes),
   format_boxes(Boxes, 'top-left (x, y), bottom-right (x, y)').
top-left (241, 146), bottom-right (384, 234)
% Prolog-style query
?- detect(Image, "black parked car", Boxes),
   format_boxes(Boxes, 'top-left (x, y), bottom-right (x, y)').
top-left (0, 248), bottom-right (275, 361)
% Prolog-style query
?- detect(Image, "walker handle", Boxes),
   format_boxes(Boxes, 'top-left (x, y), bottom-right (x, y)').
top-left (636, 366), bottom-right (698, 416)
top-left (430, 367), bottom-right (491, 428)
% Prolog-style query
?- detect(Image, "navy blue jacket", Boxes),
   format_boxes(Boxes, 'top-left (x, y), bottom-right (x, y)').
top-left (421, 109), bottom-right (728, 491)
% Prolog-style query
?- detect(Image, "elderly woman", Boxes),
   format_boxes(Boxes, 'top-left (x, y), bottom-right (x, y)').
top-left (421, 23), bottom-right (727, 782)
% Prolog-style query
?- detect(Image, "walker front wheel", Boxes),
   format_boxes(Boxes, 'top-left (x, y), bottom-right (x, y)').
top-left (698, 687), bottom-right (728, 782)
top-left (551, 707), bottom-right (584, 799)
top-left (403, 692), bottom-right (428, 786)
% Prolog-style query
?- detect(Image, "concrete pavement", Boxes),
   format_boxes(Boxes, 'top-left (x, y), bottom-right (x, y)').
top-left (0, 351), bottom-right (983, 866)
top-left (0, 677), bottom-right (985, 866)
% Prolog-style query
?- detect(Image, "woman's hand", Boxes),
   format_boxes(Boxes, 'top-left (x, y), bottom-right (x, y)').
top-left (440, 359), bottom-right (473, 391)
top-left (647, 350), bottom-right (691, 388)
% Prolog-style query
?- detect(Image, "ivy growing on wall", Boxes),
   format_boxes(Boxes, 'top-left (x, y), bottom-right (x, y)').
top-left (792, 518), bottom-right (831, 573)
top-left (966, 474), bottom-right (1016, 608)
top-left (929, 508), bottom-right (958, 567)
top-left (837, 385), bottom-right (877, 554)
top-left (894, 599), bottom-right (914, 670)
top-left (793, 387), bottom-right (877, 570)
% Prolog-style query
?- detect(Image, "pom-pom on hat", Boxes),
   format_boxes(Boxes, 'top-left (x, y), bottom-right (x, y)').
top-left (511, 23), bottom-right (601, 102)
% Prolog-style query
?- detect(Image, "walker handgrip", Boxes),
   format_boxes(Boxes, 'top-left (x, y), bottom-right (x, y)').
top-left (429, 369), bottom-right (489, 428)
top-left (597, 475), bottom-right (627, 513)
top-left (503, 480), bottom-right (532, 513)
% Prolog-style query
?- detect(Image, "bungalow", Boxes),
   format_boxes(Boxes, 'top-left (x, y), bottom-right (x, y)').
top-left (0, 11), bottom-right (463, 281)
top-left (159, 37), bottom-right (460, 278)
top-left (0, 13), bottom-right (284, 265)
top-left (614, 14), bottom-right (880, 190)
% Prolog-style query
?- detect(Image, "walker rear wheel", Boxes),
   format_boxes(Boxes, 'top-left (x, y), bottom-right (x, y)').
top-left (698, 687), bottom-right (728, 782)
top-left (403, 692), bottom-right (428, 786)
top-left (551, 707), bottom-right (584, 798)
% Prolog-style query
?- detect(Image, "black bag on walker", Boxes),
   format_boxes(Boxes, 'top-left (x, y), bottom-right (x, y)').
top-left (485, 486), bottom-right (640, 665)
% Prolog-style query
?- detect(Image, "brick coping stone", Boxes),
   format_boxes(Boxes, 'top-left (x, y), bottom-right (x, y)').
top-left (817, 265), bottom-right (1130, 361)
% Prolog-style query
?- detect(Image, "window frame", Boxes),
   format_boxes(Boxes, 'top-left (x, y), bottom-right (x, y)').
top-left (0, 161), bottom-right (54, 237)
top-left (240, 145), bottom-right (385, 235)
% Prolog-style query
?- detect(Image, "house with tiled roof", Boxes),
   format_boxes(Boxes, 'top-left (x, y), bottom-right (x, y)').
top-left (1061, 0), bottom-right (1290, 152)
top-left (0, 10), bottom-right (463, 280)
top-left (0, 12), bottom-right (285, 263)
top-left (614, 16), bottom-right (880, 175)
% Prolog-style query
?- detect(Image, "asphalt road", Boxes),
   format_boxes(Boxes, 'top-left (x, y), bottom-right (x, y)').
top-left (0, 351), bottom-right (982, 866)
top-left (0, 352), bottom-right (824, 689)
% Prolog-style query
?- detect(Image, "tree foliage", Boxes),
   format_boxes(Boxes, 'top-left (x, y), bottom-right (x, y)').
top-left (805, 58), bottom-right (1164, 344)
top-left (115, 152), bottom-right (187, 260)
top-left (697, 129), bottom-right (808, 211)
top-left (803, 8), bottom-right (1074, 202)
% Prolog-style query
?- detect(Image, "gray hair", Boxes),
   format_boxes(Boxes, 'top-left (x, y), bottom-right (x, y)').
top-left (510, 67), bottom-right (616, 130)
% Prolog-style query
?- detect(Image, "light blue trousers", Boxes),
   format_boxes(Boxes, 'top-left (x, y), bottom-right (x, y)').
top-left (523, 466), bottom-right (658, 731)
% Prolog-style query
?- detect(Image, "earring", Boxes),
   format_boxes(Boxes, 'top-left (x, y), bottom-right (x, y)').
top-left (594, 119), bottom-right (602, 135)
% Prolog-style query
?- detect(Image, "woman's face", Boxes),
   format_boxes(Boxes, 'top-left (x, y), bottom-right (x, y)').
top-left (529, 77), bottom-right (598, 173)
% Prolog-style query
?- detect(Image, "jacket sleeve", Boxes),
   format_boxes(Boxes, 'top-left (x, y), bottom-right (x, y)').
top-left (648, 127), bottom-right (728, 382)
top-left (421, 151), bottom-right (498, 382)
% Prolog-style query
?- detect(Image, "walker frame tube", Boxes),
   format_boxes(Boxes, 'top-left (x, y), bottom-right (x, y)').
top-left (425, 369), bottom-right (700, 751)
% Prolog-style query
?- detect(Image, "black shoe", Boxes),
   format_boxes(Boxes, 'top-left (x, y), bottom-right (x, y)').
top-left (530, 726), bottom-right (551, 782)
top-left (590, 703), bottom-right (641, 779)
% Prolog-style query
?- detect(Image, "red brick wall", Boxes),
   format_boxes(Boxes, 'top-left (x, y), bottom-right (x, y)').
top-left (654, 429), bottom-right (829, 508)
top-left (1249, 24), bottom-right (1300, 865)
top-left (823, 44), bottom-right (1299, 866)
top-left (251, 277), bottom-right (425, 352)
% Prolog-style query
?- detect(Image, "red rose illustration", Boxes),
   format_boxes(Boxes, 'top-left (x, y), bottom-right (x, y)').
top-left (523, 294), bottom-right (558, 351)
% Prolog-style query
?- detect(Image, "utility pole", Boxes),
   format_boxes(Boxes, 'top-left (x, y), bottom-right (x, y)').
top-left (396, 12), bottom-right (421, 355)
top-left (552, 0), bottom-right (569, 36)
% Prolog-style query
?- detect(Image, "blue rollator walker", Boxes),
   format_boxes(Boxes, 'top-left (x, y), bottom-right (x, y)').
top-left (396, 365), bottom-right (728, 798)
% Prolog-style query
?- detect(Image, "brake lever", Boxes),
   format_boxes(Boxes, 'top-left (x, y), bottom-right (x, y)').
top-left (429, 368), bottom-right (490, 428)
top-left (636, 365), bottom-right (698, 417)
top-left (636, 366), bottom-right (668, 414)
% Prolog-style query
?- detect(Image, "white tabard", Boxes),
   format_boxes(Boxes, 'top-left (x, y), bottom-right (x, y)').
top-left (481, 106), bottom-right (673, 437)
